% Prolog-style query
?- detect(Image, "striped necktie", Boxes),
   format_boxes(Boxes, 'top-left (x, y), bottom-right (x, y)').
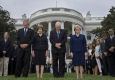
top-left (24, 29), bottom-right (27, 36)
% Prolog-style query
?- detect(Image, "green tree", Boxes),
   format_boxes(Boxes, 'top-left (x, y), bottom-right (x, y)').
top-left (91, 6), bottom-right (115, 38)
top-left (0, 5), bottom-right (16, 41)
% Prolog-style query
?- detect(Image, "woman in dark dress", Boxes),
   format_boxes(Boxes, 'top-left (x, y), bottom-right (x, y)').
top-left (32, 25), bottom-right (48, 78)
top-left (87, 44), bottom-right (93, 74)
top-left (70, 25), bottom-right (87, 80)
top-left (91, 46), bottom-right (97, 75)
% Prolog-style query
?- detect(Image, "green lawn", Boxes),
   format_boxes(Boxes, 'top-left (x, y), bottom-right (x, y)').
top-left (0, 73), bottom-right (115, 80)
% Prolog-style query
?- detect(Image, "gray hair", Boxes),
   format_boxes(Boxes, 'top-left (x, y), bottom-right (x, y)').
top-left (55, 21), bottom-right (61, 26)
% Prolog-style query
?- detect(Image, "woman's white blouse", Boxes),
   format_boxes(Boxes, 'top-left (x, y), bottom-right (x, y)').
top-left (88, 49), bottom-right (92, 56)
top-left (95, 45), bottom-right (100, 57)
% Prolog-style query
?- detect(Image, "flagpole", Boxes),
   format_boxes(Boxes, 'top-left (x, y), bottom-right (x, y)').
top-left (56, 0), bottom-right (57, 8)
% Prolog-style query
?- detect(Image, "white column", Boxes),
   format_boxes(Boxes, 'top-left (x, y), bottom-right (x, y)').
top-left (48, 22), bottom-right (51, 36)
top-left (80, 27), bottom-right (83, 34)
top-left (48, 22), bottom-right (52, 64)
top-left (72, 23), bottom-right (75, 35)
top-left (61, 21), bottom-right (64, 29)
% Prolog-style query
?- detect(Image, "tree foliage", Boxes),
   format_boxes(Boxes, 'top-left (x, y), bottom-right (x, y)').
top-left (0, 5), bottom-right (16, 40)
top-left (91, 6), bottom-right (115, 38)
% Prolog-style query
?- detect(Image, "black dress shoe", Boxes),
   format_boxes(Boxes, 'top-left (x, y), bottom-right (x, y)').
top-left (23, 76), bottom-right (28, 78)
top-left (112, 75), bottom-right (115, 77)
top-left (54, 76), bottom-right (59, 78)
top-left (59, 76), bottom-right (64, 78)
top-left (54, 75), bottom-right (59, 78)
top-left (15, 76), bottom-right (20, 78)
top-left (59, 75), bottom-right (64, 78)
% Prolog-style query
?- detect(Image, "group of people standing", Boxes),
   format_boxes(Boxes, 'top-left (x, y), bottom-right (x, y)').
top-left (0, 20), bottom-right (115, 80)
top-left (86, 28), bottom-right (115, 77)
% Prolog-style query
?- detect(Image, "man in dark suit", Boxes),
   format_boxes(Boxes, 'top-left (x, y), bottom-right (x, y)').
top-left (50, 22), bottom-right (67, 78)
top-left (0, 32), bottom-right (12, 76)
top-left (15, 20), bottom-right (34, 77)
top-left (104, 28), bottom-right (115, 77)
top-left (100, 35), bottom-right (109, 75)
top-left (8, 41), bottom-right (18, 75)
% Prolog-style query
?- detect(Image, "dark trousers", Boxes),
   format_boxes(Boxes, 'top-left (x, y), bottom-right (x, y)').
top-left (102, 55), bottom-right (109, 75)
top-left (30, 57), bottom-right (36, 73)
top-left (15, 48), bottom-right (31, 77)
top-left (52, 51), bottom-right (65, 77)
top-left (108, 54), bottom-right (115, 76)
top-left (8, 58), bottom-right (16, 75)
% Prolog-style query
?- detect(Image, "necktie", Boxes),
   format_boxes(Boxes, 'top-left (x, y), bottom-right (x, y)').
top-left (24, 29), bottom-right (27, 36)
top-left (57, 32), bottom-right (60, 39)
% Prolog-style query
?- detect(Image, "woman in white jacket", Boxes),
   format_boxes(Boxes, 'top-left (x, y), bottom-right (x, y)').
top-left (95, 40), bottom-right (102, 76)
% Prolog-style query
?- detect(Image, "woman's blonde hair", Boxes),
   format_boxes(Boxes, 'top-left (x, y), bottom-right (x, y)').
top-left (96, 39), bottom-right (100, 45)
top-left (74, 25), bottom-right (81, 31)
top-left (37, 24), bottom-right (43, 31)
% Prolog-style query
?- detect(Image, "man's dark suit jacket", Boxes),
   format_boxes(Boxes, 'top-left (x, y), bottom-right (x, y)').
top-left (100, 41), bottom-right (105, 55)
top-left (17, 28), bottom-right (34, 49)
top-left (50, 29), bottom-right (67, 53)
top-left (10, 46), bottom-right (18, 59)
top-left (0, 39), bottom-right (12, 57)
top-left (105, 36), bottom-right (115, 56)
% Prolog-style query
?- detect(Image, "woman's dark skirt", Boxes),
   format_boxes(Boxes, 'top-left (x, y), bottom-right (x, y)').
top-left (34, 50), bottom-right (46, 65)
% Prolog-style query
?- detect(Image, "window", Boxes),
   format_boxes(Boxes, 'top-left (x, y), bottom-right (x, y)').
top-left (87, 31), bottom-right (91, 40)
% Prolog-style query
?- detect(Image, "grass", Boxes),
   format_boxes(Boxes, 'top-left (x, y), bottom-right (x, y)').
top-left (0, 73), bottom-right (115, 80)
